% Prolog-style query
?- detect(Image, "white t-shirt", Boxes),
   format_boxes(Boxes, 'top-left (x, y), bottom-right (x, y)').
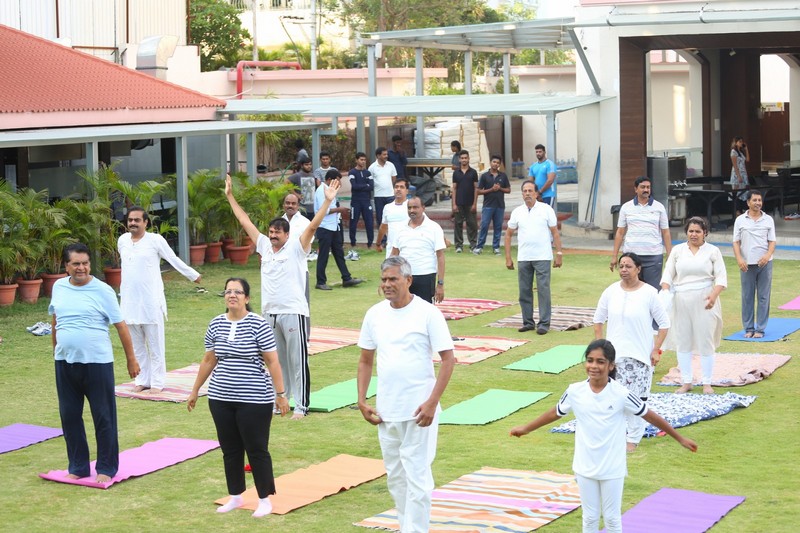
top-left (381, 200), bottom-right (409, 258)
top-left (393, 215), bottom-right (446, 275)
top-left (369, 161), bottom-right (398, 197)
top-left (618, 198), bottom-right (669, 256)
top-left (507, 201), bottom-right (557, 261)
top-left (358, 296), bottom-right (454, 422)
top-left (732, 211), bottom-right (776, 265)
top-left (256, 234), bottom-right (309, 316)
top-left (118, 232), bottom-right (200, 323)
top-left (556, 378), bottom-right (647, 480)
top-left (282, 213), bottom-right (311, 273)
top-left (593, 282), bottom-right (669, 367)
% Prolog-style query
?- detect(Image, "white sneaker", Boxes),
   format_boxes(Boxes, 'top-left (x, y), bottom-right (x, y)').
top-left (27, 321), bottom-right (48, 332)
top-left (785, 212), bottom-right (800, 220)
top-left (349, 251), bottom-right (360, 261)
top-left (306, 251), bottom-right (318, 261)
top-left (345, 250), bottom-right (354, 260)
top-left (31, 323), bottom-right (52, 336)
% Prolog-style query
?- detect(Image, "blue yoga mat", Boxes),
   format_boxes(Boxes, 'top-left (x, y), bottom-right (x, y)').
top-left (724, 317), bottom-right (800, 342)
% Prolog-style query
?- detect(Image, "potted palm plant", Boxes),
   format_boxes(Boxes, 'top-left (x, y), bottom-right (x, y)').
top-left (40, 198), bottom-right (77, 297)
top-left (0, 182), bottom-right (24, 306)
top-left (77, 165), bottom-right (125, 287)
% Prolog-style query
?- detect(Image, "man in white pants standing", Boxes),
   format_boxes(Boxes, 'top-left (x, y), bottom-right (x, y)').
top-left (118, 207), bottom-right (201, 393)
top-left (357, 256), bottom-right (455, 532)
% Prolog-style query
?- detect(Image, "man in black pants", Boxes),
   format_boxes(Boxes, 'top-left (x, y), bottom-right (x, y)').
top-left (313, 170), bottom-right (364, 290)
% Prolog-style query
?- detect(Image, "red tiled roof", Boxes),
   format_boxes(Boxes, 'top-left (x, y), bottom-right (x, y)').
top-left (0, 24), bottom-right (225, 115)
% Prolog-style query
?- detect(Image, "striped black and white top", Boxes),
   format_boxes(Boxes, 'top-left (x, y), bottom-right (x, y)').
top-left (204, 312), bottom-right (278, 404)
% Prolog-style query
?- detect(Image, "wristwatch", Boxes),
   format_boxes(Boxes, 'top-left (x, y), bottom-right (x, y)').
top-left (276, 391), bottom-right (287, 399)
top-left (437, 280), bottom-right (444, 286)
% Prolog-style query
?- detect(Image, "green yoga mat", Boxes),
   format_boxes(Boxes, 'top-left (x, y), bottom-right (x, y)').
top-left (503, 344), bottom-right (586, 374)
top-left (291, 378), bottom-right (377, 412)
top-left (439, 389), bottom-right (550, 425)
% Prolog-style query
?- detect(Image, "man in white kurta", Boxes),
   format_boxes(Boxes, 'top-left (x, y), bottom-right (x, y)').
top-left (358, 256), bottom-right (455, 533)
top-left (118, 207), bottom-right (201, 392)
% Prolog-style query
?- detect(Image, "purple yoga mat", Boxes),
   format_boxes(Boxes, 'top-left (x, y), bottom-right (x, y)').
top-left (39, 437), bottom-right (219, 489)
top-left (602, 488), bottom-right (745, 533)
top-left (779, 295), bottom-right (800, 310)
top-left (0, 423), bottom-right (63, 454)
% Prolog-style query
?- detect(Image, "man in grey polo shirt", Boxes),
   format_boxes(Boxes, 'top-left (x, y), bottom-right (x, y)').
top-left (732, 189), bottom-right (776, 338)
top-left (611, 176), bottom-right (672, 290)
top-left (391, 195), bottom-right (446, 304)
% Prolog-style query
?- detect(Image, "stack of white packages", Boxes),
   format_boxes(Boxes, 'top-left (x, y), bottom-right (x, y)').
top-left (414, 119), bottom-right (487, 185)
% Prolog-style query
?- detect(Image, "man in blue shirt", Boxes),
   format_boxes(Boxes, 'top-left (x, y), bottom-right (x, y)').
top-left (313, 170), bottom-right (364, 290)
top-left (49, 243), bottom-right (139, 483)
top-left (349, 151), bottom-right (375, 251)
top-left (387, 135), bottom-right (408, 181)
top-left (528, 144), bottom-right (557, 206)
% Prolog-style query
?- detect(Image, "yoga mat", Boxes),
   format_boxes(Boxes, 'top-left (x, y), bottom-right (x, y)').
top-left (658, 352), bottom-right (791, 387)
top-left (552, 392), bottom-right (756, 437)
top-left (356, 467), bottom-right (581, 532)
top-left (487, 306), bottom-right (596, 331)
top-left (724, 317), bottom-right (800, 342)
top-left (433, 335), bottom-right (528, 365)
top-left (290, 378), bottom-right (377, 412)
top-left (779, 295), bottom-right (800, 310)
top-left (215, 454), bottom-right (385, 514)
top-left (435, 298), bottom-right (514, 320)
top-left (440, 389), bottom-right (550, 425)
top-left (504, 345), bottom-right (586, 374)
top-left (309, 326), bottom-right (362, 355)
top-left (601, 488), bottom-right (745, 533)
top-left (39, 437), bottom-right (220, 489)
top-left (0, 423), bottom-right (62, 454)
top-left (115, 363), bottom-right (208, 402)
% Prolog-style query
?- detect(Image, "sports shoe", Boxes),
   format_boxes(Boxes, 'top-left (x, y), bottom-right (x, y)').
top-left (27, 321), bottom-right (48, 332)
top-left (306, 251), bottom-right (318, 261)
top-left (346, 250), bottom-right (360, 261)
top-left (785, 212), bottom-right (800, 220)
top-left (455, 246), bottom-right (463, 253)
top-left (493, 248), bottom-right (501, 255)
top-left (472, 247), bottom-right (482, 255)
top-left (31, 323), bottom-right (52, 336)
top-left (342, 278), bottom-right (364, 288)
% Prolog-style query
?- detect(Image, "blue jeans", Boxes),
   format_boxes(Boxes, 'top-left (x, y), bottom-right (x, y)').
top-left (55, 360), bottom-right (119, 478)
top-left (477, 207), bottom-right (505, 250)
top-left (741, 261), bottom-right (772, 333)
top-left (518, 260), bottom-right (552, 330)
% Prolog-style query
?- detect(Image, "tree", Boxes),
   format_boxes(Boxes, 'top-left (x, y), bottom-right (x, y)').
top-left (188, 0), bottom-right (251, 71)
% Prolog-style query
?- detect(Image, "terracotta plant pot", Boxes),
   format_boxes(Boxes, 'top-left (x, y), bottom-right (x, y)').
top-left (190, 244), bottom-right (208, 266)
top-left (103, 267), bottom-right (122, 290)
top-left (227, 245), bottom-right (252, 266)
top-left (204, 241), bottom-right (223, 264)
top-left (242, 235), bottom-right (255, 255)
top-left (17, 278), bottom-right (44, 304)
top-left (40, 272), bottom-right (67, 298)
top-left (0, 283), bottom-right (18, 307)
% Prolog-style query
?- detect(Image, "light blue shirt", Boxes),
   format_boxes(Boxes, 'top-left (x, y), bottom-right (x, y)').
top-left (314, 182), bottom-right (339, 231)
top-left (528, 159), bottom-right (557, 198)
top-left (49, 276), bottom-right (123, 364)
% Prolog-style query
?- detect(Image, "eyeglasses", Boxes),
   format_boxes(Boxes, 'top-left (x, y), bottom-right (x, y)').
top-left (223, 289), bottom-right (245, 296)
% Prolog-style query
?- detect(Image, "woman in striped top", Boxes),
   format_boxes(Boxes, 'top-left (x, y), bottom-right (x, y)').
top-left (188, 278), bottom-right (289, 517)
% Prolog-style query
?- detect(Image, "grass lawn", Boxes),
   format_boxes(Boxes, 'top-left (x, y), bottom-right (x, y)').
top-left (0, 248), bottom-right (798, 532)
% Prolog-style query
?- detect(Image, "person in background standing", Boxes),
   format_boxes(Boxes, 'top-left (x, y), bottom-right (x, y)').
top-left (451, 150), bottom-right (478, 253)
top-left (348, 151), bottom-right (375, 255)
top-left (369, 147), bottom-right (398, 245)
top-left (528, 144), bottom-right (557, 206)
top-left (388, 135), bottom-right (408, 181)
top-left (450, 140), bottom-right (462, 170)
top-left (730, 136), bottom-right (750, 190)
top-left (474, 155), bottom-right (511, 255)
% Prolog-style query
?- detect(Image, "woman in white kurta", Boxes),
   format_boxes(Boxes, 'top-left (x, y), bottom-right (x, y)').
top-left (594, 252), bottom-right (670, 451)
top-left (661, 217), bottom-right (728, 394)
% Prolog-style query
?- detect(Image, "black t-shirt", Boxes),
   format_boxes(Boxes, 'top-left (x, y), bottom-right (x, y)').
top-left (478, 171), bottom-right (510, 209)
top-left (453, 167), bottom-right (478, 206)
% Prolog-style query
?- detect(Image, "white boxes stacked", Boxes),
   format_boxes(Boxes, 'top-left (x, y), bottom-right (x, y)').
top-left (414, 119), bottom-right (487, 186)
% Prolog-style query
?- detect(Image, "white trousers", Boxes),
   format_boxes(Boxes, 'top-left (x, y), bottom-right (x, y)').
top-left (378, 418), bottom-right (439, 533)
top-left (129, 321), bottom-right (166, 389)
top-left (677, 352), bottom-right (715, 384)
top-left (575, 474), bottom-right (625, 533)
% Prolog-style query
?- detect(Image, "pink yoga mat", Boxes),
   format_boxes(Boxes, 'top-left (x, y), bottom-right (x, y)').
top-left (602, 488), bottom-right (745, 533)
top-left (39, 437), bottom-right (219, 489)
top-left (779, 295), bottom-right (800, 310)
top-left (0, 423), bottom-right (63, 454)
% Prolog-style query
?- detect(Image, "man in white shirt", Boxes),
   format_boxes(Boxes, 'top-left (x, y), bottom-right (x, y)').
top-left (391, 196), bottom-right (446, 304)
top-left (369, 146), bottom-right (398, 243)
top-left (313, 169), bottom-right (364, 291)
top-left (357, 256), bottom-right (455, 533)
top-left (118, 207), bottom-right (201, 393)
top-left (505, 181), bottom-right (563, 335)
top-left (732, 189), bottom-right (776, 338)
top-left (611, 176), bottom-right (672, 290)
top-left (313, 150), bottom-right (337, 183)
top-left (376, 179), bottom-right (410, 258)
top-left (225, 175), bottom-right (340, 419)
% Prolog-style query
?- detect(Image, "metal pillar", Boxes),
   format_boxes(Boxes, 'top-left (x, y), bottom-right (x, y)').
top-left (367, 44), bottom-right (378, 155)
top-left (503, 52), bottom-right (512, 173)
top-left (415, 47), bottom-right (425, 158)
top-left (228, 133), bottom-right (238, 174)
top-left (357, 117), bottom-right (366, 153)
top-left (312, 128), bottom-right (321, 169)
top-left (546, 113), bottom-right (558, 212)
top-left (245, 132), bottom-right (256, 183)
top-left (175, 136), bottom-right (189, 262)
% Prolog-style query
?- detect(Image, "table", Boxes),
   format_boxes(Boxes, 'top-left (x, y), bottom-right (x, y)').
top-left (406, 158), bottom-right (451, 180)
top-left (673, 185), bottom-right (784, 230)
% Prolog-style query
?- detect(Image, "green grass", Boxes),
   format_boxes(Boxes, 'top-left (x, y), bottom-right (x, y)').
top-left (1, 250), bottom-right (798, 532)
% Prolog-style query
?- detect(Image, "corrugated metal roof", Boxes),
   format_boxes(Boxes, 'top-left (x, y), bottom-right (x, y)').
top-left (0, 24), bottom-right (223, 115)
top-left (222, 93), bottom-right (613, 117)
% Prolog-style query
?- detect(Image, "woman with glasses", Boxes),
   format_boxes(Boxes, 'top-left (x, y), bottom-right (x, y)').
top-left (189, 277), bottom-right (289, 517)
